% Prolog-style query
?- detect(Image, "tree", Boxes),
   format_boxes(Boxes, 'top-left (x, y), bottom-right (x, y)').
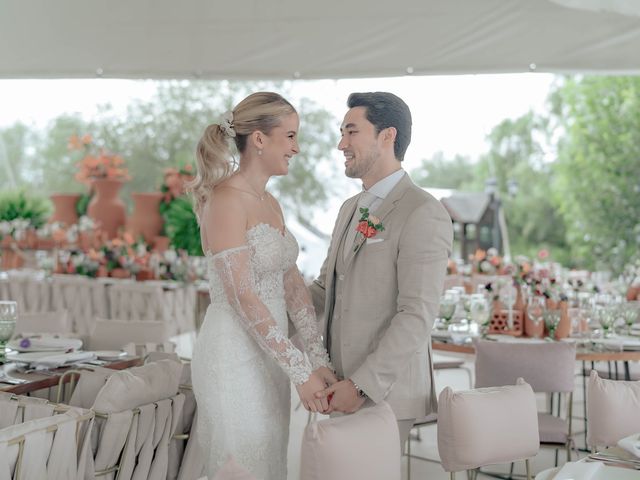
top-left (551, 76), bottom-right (640, 272)
top-left (2, 81), bottom-right (340, 219)
top-left (411, 152), bottom-right (477, 190)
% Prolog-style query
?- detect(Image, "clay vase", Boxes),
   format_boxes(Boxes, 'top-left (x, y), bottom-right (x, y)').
top-left (87, 179), bottom-right (127, 239)
top-left (555, 301), bottom-right (571, 340)
top-left (127, 192), bottom-right (164, 244)
top-left (49, 193), bottom-right (81, 226)
top-left (627, 285), bottom-right (640, 301)
top-left (153, 235), bottom-right (171, 253)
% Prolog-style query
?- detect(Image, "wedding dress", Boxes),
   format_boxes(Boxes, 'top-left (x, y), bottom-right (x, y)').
top-left (192, 223), bottom-right (331, 479)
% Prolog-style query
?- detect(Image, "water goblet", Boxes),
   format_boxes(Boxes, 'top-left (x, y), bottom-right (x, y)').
top-left (543, 310), bottom-right (561, 340)
top-left (0, 301), bottom-right (17, 363)
top-left (620, 302), bottom-right (639, 335)
top-left (438, 293), bottom-right (457, 330)
top-left (499, 283), bottom-right (517, 330)
top-left (526, 296), bottom-right (546, 338)
top-left (470, 295), bottom-right (491, 337)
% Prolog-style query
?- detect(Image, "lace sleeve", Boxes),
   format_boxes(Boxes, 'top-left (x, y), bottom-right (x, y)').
top-left (283, 265), bottom-right (333, 370)
top-left (213, 247), bottom-right (312, 385)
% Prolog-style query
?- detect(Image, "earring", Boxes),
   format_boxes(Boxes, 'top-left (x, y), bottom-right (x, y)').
top-left (258, 149), bottom-right (262, 156)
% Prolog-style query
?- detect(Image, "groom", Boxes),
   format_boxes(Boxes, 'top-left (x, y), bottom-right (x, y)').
top-left (309, 92), bottom-right (453, 446)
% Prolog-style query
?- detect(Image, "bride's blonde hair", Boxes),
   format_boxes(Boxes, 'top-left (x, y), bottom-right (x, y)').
top-left (189, 92), bottom-right (296, 217)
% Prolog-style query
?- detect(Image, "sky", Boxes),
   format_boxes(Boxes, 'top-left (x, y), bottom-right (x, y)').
top-left (0, 73), bottom-right (556, 175)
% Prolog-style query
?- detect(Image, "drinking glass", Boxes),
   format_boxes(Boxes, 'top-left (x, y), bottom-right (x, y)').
top-left (527, 296), bottom-right (546, 338)
top-left (438, 293), bottom-right (457, 329)
top-left (470, 294), bottom-right (491, 336)
top-left (594, 305), bottom-right (616, 338)
top-left (0, 301), bottom-right (17, 363)
top-left (620, 302), bottom-right (639, 335)
top-left (499, 283), bottom-right (517, 329)
top-left (543, 310), bottom-right (561, 340)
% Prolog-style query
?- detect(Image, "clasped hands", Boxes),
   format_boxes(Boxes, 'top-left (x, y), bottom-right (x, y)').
top-left (296, 367), bottom-right (367, 414)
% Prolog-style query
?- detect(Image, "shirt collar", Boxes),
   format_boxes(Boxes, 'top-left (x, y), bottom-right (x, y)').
top-left (364, 169), bottom-right (406, 199)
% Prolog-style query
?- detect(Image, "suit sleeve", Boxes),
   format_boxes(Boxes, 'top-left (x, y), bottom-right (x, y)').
top-left (350, 200), bottom-right (453, 403)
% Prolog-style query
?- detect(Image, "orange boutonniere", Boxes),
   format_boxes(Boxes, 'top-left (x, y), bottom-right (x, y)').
top-left (353, 207), bottom-right (385, 252)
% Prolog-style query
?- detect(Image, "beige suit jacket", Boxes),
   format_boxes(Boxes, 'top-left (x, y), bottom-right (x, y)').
top-left (309, 174), bottom-right (453, 420)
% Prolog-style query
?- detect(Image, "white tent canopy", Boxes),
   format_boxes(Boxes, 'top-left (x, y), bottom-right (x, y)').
top-left (1, 0), bottom-right (640, 80)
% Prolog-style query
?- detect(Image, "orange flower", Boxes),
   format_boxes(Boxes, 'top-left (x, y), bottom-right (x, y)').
top-left (474, 249), bottom-right (486, 262)
top-left (81, 134), bottom-right (92, 145)
top-left (68, 135), bottom-right (82, 150)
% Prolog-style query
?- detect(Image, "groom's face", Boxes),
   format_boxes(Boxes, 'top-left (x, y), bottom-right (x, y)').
top-left (338, 106), bottom-right (381, 180)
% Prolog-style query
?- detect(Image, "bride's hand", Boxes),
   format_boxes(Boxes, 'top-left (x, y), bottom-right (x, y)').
top-left (296, 371), bottom-right (329, 413)
top-left (313, 366), bottom-right (338, 387)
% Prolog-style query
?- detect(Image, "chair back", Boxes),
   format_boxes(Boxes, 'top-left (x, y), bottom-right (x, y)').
top-left (437, 379), bottom-right (539, 473)
top-left (82, 359), bottom-right (185, 480)
top-left (15, 310), bottom-right (71, 335)
top-left (87, 318), bottom-right (169, 351)
top-left (6, 269), bottom-right (51, 313)
top-left (586, 370), bottom-right (640, 448)
top-left (474, 339), bottom-right (576, 393)
top-left (0, 394), bottom-right (93, 480)
top-left (51, 274), bottom-right (107, 335)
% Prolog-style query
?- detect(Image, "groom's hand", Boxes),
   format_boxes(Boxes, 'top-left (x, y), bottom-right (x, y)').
top-left (316, 379), bottom-right (366, 414)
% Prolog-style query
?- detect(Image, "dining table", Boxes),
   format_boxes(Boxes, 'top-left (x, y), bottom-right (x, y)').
top-left (0, 355), bottom-right (142, 396)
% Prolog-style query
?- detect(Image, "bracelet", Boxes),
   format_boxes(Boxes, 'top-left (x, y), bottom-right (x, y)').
top-left (350, 379), bottom-right (367, 398)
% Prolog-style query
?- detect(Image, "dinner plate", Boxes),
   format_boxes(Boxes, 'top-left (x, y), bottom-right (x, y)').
top-left (7, 335), bottom-right (83, 352)
top-left (5, 351), bottom-right (67, 362)
top-left (93, 350), bottom-right (126, 361)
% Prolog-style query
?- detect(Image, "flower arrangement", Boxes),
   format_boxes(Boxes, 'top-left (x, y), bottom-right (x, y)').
top-left (470, 248), bottom-right (504, 274)
top-left (159, 165), bottom-right (195, 214)
top-left (69, 134), bottom-right (130, 185)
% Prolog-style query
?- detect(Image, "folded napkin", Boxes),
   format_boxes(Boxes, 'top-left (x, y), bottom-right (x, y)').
top-left (9, 335), bottom-right (83, 352)
top-left (552, 461), bottom-right (602, 480)
top-left (618, 433), bottom-right (640, 458)
top-left (31, 351), bottom-right (96, 370)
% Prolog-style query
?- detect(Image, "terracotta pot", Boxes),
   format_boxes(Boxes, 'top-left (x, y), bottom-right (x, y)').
top-left (153, 235), bottom-right (171, 253)
top-left (127, 192), bottom-right (164, 244)
top-left (136, 268), bottom-right (155, 281)
top-left (1, 250), bottom-right (25, 271)
top-left (49, 193), bottom-right (81, 226)
top-left (87, 179), bottom-right (127, 239)
top-left (627, 285), bottom-right (640, 301)
top-left (110, 268), bottom-right (131, 279)
top-left (555, 301), bottom-right (571, 340)
top-left (96, 265), bottom-right (109, 278)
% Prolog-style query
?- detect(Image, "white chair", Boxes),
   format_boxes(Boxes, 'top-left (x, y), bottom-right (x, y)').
top-left (51, 274), bottom-right (108, 335)
top-left (15, 310), bottom-right (71, 334)
top-left (65, 358), bottom-right (185, 480)
top-left (0, 393), bottom-right (94, 480)
top-left (586, 370), bottom-right (640, 452)
top-left (437, 379), bottom-right (540, 480)
top-left (6, 269), bottom-right (52, 313)
top-left (145, 352), bottom-right (205, 480)
top-left (87, 318), bottom-right (171, 352)
top-left (474, 339), bottom-right (577, 465)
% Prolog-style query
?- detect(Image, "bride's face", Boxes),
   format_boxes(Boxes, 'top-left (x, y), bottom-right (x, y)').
top-left (261, 112), bottom-right (300, 176)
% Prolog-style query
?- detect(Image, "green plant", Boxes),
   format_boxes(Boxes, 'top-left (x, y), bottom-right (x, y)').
top-left (0, 189), bottom-right (51, 228)
top-left (76, 191), bottom-right (92, 216)
top-left (163, 196), bottom-right (203, 256)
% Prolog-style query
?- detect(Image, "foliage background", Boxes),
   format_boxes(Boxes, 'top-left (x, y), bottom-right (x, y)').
top-left (2, 77), bottom-right (639, 272)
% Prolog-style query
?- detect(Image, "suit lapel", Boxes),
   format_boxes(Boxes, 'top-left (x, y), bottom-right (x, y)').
top-left (345, 174), bottom-right (413, 268)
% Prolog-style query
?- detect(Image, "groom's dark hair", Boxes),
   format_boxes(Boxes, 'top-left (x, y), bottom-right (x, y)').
top-left (347, 92), bottom-right (412, 161)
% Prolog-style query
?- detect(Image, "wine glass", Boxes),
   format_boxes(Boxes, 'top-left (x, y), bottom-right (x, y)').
top-left (0, 301), bottom-right (17, 363)
top-left (438, 293), bottom-right (457, 330)
top-left (470, 294), bottom-right (491, 336)
top-left (594, 305), bottom-right (615, 338)
top-left (543, 310), bottom-right (561, 340)
top-left (620, 302), bottom-right (639, 335)
top-left (526, 296), bottom-right (546, 338)
top-left (499, 283), bottom-right (517, 329)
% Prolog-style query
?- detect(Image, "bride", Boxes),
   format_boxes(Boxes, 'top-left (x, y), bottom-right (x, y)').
top-left (190, 92), bottom-right (336, 479)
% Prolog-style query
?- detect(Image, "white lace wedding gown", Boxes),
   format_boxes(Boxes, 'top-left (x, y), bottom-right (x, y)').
top-left (192, 223), bottom-right (331, 479)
